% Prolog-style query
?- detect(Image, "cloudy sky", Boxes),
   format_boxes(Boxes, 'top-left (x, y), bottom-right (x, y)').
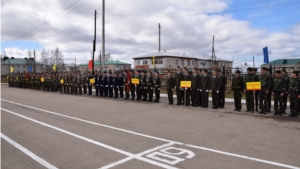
top-left (1, 0), bottom-right (300, 68)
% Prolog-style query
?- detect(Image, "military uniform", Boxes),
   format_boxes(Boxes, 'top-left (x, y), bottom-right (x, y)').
top-left (108, 71), bottom-right (114, 98)
top-left (259, 67), bottom-right (272, 114)
top-left (146, 72), bottom-right (154, 102)
top-left (288, 71), bottom-right (300, 117)
top-left (113, 73), bottom-right (119, 98)
top-left (252, 68), bottom-right (259, 112)
top-left (153, 71), bottom-right (161, 103)
top-left (210, 73), bottom-right (221, 109)
top-left (281, 72), bottom-right (290, 113)
top-left (244, 67), bottom-right (259, 112)
top-left (197, 70), bottom-right (203, 107)
top-left (118, 74), bottom-right (124, 98)
top-left (272, 71), bottom-right (284, 115)
top-left (182, 68), bottom-right (192, 106)
top-left (232, 70), bottom-right (244, 111)
top-left (140, 72), bottom-right (147, 101)
top-left (166, 72), bottom-right (175, 105)
top-left (191, 69), bottom-right (199, 107)
top-left (175, 67), bottom-right (183, 105)
top-left (200, 70), bottom-right (210, 108)
top-left (124, 72), bottom-right (130, 99)
top-left (218, 70), bottom-right (227, 108)
top-left (103, 72), bottom-right (108, 97)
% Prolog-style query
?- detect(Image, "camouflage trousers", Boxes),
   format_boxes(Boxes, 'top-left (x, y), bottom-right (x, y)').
top-left (289, 92), bottom-right (299, 115)
top-left (233, 90), bottom-right (242, 110)
top-left (259, 90), bottom-right (268, 111)
top-left (273, 92), bottom-right (283, 112)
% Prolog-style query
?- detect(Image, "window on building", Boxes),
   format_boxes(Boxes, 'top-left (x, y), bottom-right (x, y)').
top-left (137, 60), bottom-right (140, 65)
top-left (199, 61), bottom-right (207, 67)
top-left (17, 65), bottom-right (19, 68)
top-left (181, 60), bottom-right (184, 66)
top-left (155, 59), bottom-right (163, 64)
top-left (143, 60), bottom-right (149, 65)
top-left (187, 60), bottom-right (190, 66)
top-left (23, 66), bottom-right (25, 68)
top-left (175, 60), bottom-right (178, 65)
top-left (192, 61), bottom-right (194, 66)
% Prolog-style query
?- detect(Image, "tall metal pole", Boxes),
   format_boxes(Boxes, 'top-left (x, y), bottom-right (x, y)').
top-left (253, 56), bottom-right (254, 68)
top-left (92, 10), bottom-right (97, 75)
top-left (75, 58), bottom-right (76, 71)
top-left (102, 0), bottom-right (105, 71)
top-left (158, 23), bottom-right (161, 52)
top-left (211, 35), bottom-right (215, 68)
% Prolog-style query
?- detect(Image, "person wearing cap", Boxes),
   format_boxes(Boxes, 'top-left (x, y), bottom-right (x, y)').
top-left (113, 72), bottom-right (119, 99)
top-left (258, 67), bottom-right (272, 114)
top-left (82, 72), bottom-right (87, 94)
top-left (210, 69), bottom-right (221, 109)
top-left (287, 71), bottom-right (300, 117)
top-left (175, 66), bottom-right (184, 105)
top-left (217, 68), bottom-right (227, 108)
top-left (140, 70), bottom-right (147, 101)
top-left (108, 70), bottom-right (114, 98)
top-left (197, 69), bottom-right (203, 107)
top-left (103, 71), bottom-right (108, 97)
top-left (123, 71), bottom-right (130, 99)
top-left (130, 70), bottom-right (136, 100)
top-left (252, 68), bottom-right (259, 112)
top-left (98, 71), bottom-right (103, 97)
top-left (272, 70), bottom-right (284, 116)
top-left (182, 67), bottom-right (192, 106)
top-left (78, 73), bottom-right (82, 95)
top-left (232, 70), bottom-right (244, 112)
top-left (147, 70), bottom-right (154, 102)
top-left (191, 67), bottom-right (199, 107)
top-left (281, 69), bottom-right (289, 114)
top-left (118, 72), bottom-right (124, 98)
top-left (244, 67), bottom-right (258, 113)
top-left (166, 70), bottom-right (175, 105)
top-left (153, 70), bottom-right (161, 103)
top-left (200, 69), bottom-right (210, 108)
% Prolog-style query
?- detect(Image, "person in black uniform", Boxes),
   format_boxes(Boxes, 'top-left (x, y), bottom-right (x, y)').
top-left (147, 70), bottom-right (154, 102)
top-left (130, 70), bottom-right (135, 100)
top-left (108, 70), bottom-right (114, 98)
top-left (135, 70), bottom-right (142, 101)
top-left (218, 69), bottom-right (227, 108)
top-left (87, 72), bottom-right (92, 95)
top-left (113, 72), bottom-right (119, 98)
top-left (141, 70), bottom-right (147, 101)
top-left (197, 69), bottom-right (203, 107)
top-left (124, 71), bottom-right (130, 99)
top-left (153, 70), bottom-right (161, 103)
top-left (201, 69), bottom-right (210, 108)
top-left (118, 72), bottom-right (124, 98)
top-left (103, 71), bottom-right (108, 97)
top-left (166, 70), bottom-right (175, 105)
top-left (211, 69), bottom-right (221, 109)
top-left (95, 71), bottom-right (99, 96)
top-left (175, 66), bottom-right (183, 105)
top-left (191, 67), bottom-right (199, 107)
top-left (182, 67), bottom-right (192, 106)
top-left (99, 71), bottom-right (103, 97)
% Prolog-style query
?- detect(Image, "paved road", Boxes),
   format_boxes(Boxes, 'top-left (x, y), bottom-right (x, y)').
top-left (1, 85), bottom-right (300, 169)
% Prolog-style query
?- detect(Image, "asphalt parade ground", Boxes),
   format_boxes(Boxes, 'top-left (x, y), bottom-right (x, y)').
top-left (1, 84), bottom-right (300, 169)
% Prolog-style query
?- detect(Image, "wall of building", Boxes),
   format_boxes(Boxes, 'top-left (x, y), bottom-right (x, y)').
top-left (1, 64), bottom-right (43, 75)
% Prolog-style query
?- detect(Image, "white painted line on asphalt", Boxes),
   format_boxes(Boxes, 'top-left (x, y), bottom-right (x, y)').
top-left (101, 142), bottom-right (175, 169)
top-left (2, 99), bottom-right (300, 169)
top-left (1, 108), bottom-right (177, 169)
top-left (1, 133), bottom-right (58, 169)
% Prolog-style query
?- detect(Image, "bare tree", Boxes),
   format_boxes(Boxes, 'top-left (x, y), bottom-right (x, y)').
top-left (41, 48), bottom-right (50, 71)
top-left (95, 52), bottom-right (113, 62)
top-left (50, 47), bottom-right (64, 72)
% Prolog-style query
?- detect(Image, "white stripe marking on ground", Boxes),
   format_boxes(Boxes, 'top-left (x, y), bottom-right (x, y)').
top-left (1, 133), bottom-right (58, 169)
top-left (1, 99), bottom-right (300, 169)
top-left (1, 108), bottom-right (177, 169)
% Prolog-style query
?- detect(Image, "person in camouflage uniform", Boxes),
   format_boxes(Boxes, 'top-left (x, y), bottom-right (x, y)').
top-left (265, 68), bottom-right (273, 112)
top-left (244, 67), bottom-right (257, 112)
top-left (232, 70), bottom-right (244, 112)
top-left (272, 70), bottom-right (284, 116)
top-left (288, 71), bottom-right (300, 117)
top-left (259, 67), bottom-right (272, 114)
top-left (281, 70), bottom-right (290, 113)
top-left (252, 68), bottom-right (259, 112)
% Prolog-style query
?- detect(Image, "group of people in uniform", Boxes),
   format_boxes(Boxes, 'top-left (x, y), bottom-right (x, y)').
top-left (7, 66), bottom-right (300, 117)
top-left (233, 67), bottom-right (300, 117)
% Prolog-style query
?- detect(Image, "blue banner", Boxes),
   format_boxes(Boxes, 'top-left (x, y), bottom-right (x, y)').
top-left (28, 65), bottom-right (32, 72)
top-left (263, 47), bottom-right (269, 63)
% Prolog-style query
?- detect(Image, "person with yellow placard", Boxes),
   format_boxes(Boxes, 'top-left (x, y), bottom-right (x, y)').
top-left (182, 67), bottom-right (191, 106)
top-left (244, 67), bottom-right (259, 113)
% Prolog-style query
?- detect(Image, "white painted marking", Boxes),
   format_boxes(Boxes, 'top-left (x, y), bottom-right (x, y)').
top-left (1, 133), bottom-right (58, 169)
top-left (146, 152), bottom-right (184, 165)
top-left (159, 147), bottom-right (195, 159)
top-left (1, 108), bottom-right (176, 169)
top-left (2, 99), bottom-right (300, 169)
top-left (101, 142), bottom-right (175, 169)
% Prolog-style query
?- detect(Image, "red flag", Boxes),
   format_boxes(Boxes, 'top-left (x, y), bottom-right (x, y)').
top-left (88, 60), bottom-right (93, 69)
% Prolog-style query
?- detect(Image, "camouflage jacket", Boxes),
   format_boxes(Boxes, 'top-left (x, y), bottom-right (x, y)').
top-left (288, 78), bottom-right (300, 93)
top-left (272, 77), bottom-right (284, 92)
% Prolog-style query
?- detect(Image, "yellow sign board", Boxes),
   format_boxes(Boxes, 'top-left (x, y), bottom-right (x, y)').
top-left (60, 79), bottom-right (64, 84)
top-left (180, 81), bottom-right (192, 88)
top-left (90, 78), bottom-right (95, 84)
top-left (41, 77), bottom-right (44, 83)
top-left (246, 82), bottom-right (261, 90)
top-left (131, 78), bottom-right (140, 85)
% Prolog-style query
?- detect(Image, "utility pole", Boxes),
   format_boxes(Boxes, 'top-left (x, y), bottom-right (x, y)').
top-left (92, 10), bottom-right (97, 75)
top-left (253, 56), bottom-right (255, 68)
top-left (102, 0), bottom-right (105, 71)
top-left (34, 50), bottom-right (36, 73)
top-left (75, 58), bottom-right (76, 71)
top-left (211, 35), bottom-right (216, 68)
top-left (99, 51), bottom-right (101, 70)
top-left (158, 23), bottom-right (161, 52)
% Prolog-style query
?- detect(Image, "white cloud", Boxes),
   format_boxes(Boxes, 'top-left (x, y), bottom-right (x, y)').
top-left (2, 0), bottom-right (300, 69)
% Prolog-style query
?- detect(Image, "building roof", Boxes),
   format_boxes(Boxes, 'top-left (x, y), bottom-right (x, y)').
top-left (261, 58), bottom-right (300, 66)
top-left (79, 60), bottom-right (131, 66)
top-left (133, 51), bottom-right (232, 62)
top-left (1, 58), bottom-right (42, 65)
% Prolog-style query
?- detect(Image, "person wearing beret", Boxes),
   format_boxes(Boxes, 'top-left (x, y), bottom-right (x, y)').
top-left (287, 71), bottom-right (300, 117)
top-left (153, 71), bottom-right (161, 103)
top-left (244, 67), bottom-right (259, 113)
top-left (272, 70), bottom-right (284, 116)
top-left (232, 70), bottom-right (244, 112)
top-left (130, 70), bottom-right (136, 100)
top-left (258, 67), bottom-right (272, 114)
top-left (175, 66), bottom-right (184, 105)
top-left (281, 69), bottom-right (289, 114)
